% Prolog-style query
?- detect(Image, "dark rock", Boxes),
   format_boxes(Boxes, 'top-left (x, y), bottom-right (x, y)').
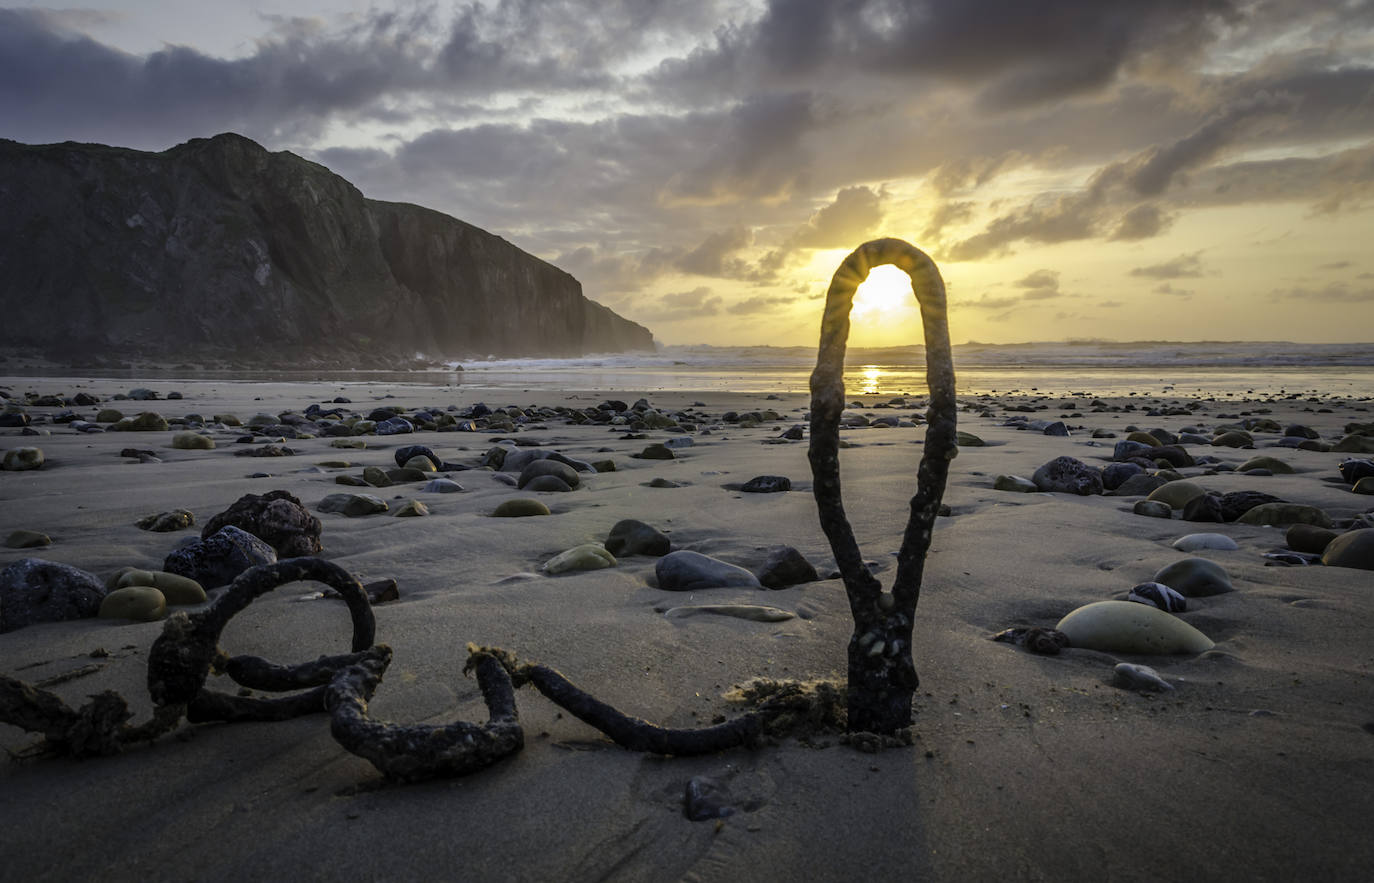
top-left (518, 459), bottom-right (581, 490)
top-left (0, 558), bottom-right (106, 633)
top-left (1032, 456), bottom-right (1103, 495)
top-left (635, 443), bottom-right (676, 460)
top-left (1180, 492), bottom-right (1225, 523)
top-left (1111, 473), bottom-right (1169, 497)
top-left (1101, 462), bottom-right (1143, 491)
top-left (740, 475), bottom-right (792, 493)
top-left (522, 475), bottom-right (574, 492)
top-left (755, 546), bottom-right (819, 589)
top-left (375, 417), bottom-right (414, 435)
top-left (202, 490), bottom-right (323, 556)
top-left (1126, 582), bottom-right (1187, 612)
top-left (1042, 421), bottom-right (1069, 436)
top-left (1284, 424), bottom-right (1319, 439)
top-left (1183, 490), bottom-right (1282, 523)
top-left (683, 776), bottom-right (736, 821)
top-left (136, 508), bottom-right (196, 532)
top-left (605, 520), bottom-right (671, 557)
top-left (656, 550), bottom-right (761, 590)
top-left (780, 425), bottom-right (804, 440)
top-left (1113, 440), bottom-right (1154, 461)
top-left (1338, 458), bottom-right (1374, 485)
top-left (394, 444), bottom-right (441, 469)
top-left (163, 525), bottom-right (277, 589)
top-left (1146, 445), bottom-right (1194, 468)
top-left (1322, 529), bottom-right (1374, 570)
top-left (1153, 557), bottom-right (1234, 597)
top-left (4, 529), bottom-right (52, 549)
top-left (1286, 524), bottom-right (1339, 554)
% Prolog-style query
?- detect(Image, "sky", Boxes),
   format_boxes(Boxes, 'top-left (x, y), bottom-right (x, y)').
top-left (3, 1), bottom-right (1373, 347)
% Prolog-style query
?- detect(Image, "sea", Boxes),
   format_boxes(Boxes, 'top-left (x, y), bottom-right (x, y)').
top-left (6, 342), bottom-right (1373, 400)
top-left (437, 342), bottom-right (1374, 399)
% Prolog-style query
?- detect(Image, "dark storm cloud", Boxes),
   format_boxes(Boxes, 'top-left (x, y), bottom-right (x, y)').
top-left (677, 227), bottom-right (755, 276)
top-left (1110, 204), bottom-right (1171, 241)
top-left (727, 294), bottom-right (803, 315)
top-left (635, 286), bottom-right (724, 321)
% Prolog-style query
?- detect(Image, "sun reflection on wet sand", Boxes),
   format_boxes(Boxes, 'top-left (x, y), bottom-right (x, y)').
top-left (854, 365), bottom-right (883, 395)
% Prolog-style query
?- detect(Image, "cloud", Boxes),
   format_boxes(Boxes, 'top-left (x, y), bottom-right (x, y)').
top-left (1015, 269), bottom-right (1061, 292)
top-left (727, 295), bottom-right (802, 315)
top-left (787, 185), bottom-right (886, 248)
top-left (1130, 252), bottom-right (1205, 279)
top-left (1153, 283), bottom-right (1194, 298)
top-left (1270, 282), bottom-right (1374, 303)
top-left (1110, 204), bottom-right (1172, 240)
top-left (634, 286), bottom-right (725, 321)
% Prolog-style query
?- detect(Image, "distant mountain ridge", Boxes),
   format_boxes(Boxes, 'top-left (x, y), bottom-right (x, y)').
top-left (0, 133), bottom-right (653, 367)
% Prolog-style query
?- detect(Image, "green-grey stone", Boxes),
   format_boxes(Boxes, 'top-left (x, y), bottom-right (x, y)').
top-left (662, 604), bottom-right (795, 623)
top-left (492, 498), bottom-right (551, 517)
top-left (591, 459), bottom-right (616, 473)
top-left (993, 474), bottom-right (1037, 492)
top-left (318, 493), bottom-right (389, 517)
top-left (4, 529), bottom-right (51, 548)
top-left (117, 570), bottom-right (206, 605)
top-left (362, 466), bottom-right (393, 488)
top-left (1332, 434), bottom-right (1374, 454)
top-left (1353, 477), bottom-right (1374, 495)
top-left (403, 455), bottom-right (437, 472)
top-left (1321, 529), bottom-right (1374, 570)
top-left (637, 443), bottom-right (676, 460)
top-left (1211, 430), bottom-right (1253, 448)
top-left (352, 420), bottom-right (377, 435)
top-left (1153, 557), bottom-right (1233, 597)
top-left (1236, 503), bottom-right (1333, 528)
top-left (99, 586), bottom-right (167, 622)
top-left (1236, 455), bottom-right (1293, 474)
top-left (2, 447), bottom-right (44, 471)
top-left (335, 474), bottom-right (370, 486)
top-left (387, 466), bottom-right (429, 483)
top-left (316, 460), bottom-right (353, 468)
top-left (956, 431), bottom-right (986, 447)
top-left (393, 500), bottom-right (430, 517)
top-left (136, 508), bottom-right (195, 532)
top-left (1147, 480), bottom-right (1208, 510)
top-left (96, 408), bottom-right (124, 423)
top-left (543, 543), bottom-right (617, 574)
top-left (214, 413), bottom-right (243, 426)
top-left (171, 431), bottom-right (215, 450)
top-left (1056, 600), bottom-right (1213, 654)
top-left (1133, 500), bottom-right (1173, 518)
top-left (331, 438), bottom-right (367, 449)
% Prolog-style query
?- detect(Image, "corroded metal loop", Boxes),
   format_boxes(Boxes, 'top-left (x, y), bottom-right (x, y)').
top-left (147, 557), bottom-right (377, 721)
top-left (808, 238), bottom-right (957, 606)
top-left (326, 647), bottom-right (525, 782)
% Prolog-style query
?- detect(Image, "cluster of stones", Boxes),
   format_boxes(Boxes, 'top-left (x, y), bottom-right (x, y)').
top-left (987, 411), bottom-right (1373, 569)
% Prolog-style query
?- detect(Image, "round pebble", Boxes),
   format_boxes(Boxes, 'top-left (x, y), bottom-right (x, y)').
top-left (99, 586), bottom-right (167, 622)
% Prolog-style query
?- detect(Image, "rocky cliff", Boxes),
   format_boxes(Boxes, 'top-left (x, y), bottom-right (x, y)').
top-left (0, 133), bottom-right (653, 366)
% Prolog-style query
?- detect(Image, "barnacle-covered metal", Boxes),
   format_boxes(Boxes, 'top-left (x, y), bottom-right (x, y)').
top-left (146, 557), bottom-right (376, 723)
top-left (808, 238), bottom-right (957, 735)
top-left (326, 646), bottom-right (524, 782)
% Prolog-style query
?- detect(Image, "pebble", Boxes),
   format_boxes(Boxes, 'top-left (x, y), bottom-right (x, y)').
top-left (1055, 600), bottom-right (1214, 654)
top-left (491, 499), bottom-right (551, 517)
top-left (1352, 477), bottom-right (1374, 495)
top-left (740, 475), bottom-right (791, 493)
top-left (4, 529), bottom-right (52, 548)
top-left (98, 586), bottom-right (167, 622)
top-left (648, 477), bottom-right (684, 488)
top-left (1172, 533), bottom-right (1239, 552)
top-left (634, 444), bottom-right (676, 460)
top-left (1237, 455), bottom-right (1293, 474)
top-left (956, 431), bottom-right (985, 447)
top-left (115, 570), bottom-right (206, 605)
top-left (1111, 473), bottom-right (1168, 497)
top-left (203, 490), bottom-right (322, 556)
top-left (1113, 662), bottom-right (1174, 692)
top-left (1338, 458), bottom-right (1374, 485)
top-left (163, 525), bottom-right (277, 589)
top-left (1126, 581), bottom-right (1187, 612)
top-left (605, 520), bottom-right (671, 557)
top-left (993, 474), bottom-right (1038, 493)
top-left (392, 500), bottom-right (429, 517)
top-left (1321, 529), bottom-right (1374, 570)
top-left (318, 493), bottom-right (389, 517)
top-left (656, 550), bottom-right (761, 590)
top-left (0, 558), bottom-right (107, 633)
top-left (662, 604), bottom-right (794, 622)
top-left (2, 447), bottom-right (45, 471)
top-left (1031, 456), bottom-right (1103, 495)
top-left (422, 478), bottom-right (465, 493)
top-left (543, 544), bottom-right (617, 574)
top-left (1133, 500), bottom-right (1173, 519)
top-left (1235, 502), bottom-right (1333, 528)
top-left (171, 431), bottom-right (215, 450)
top-left (1286, 524), bottom-right (1339, 554)
top-left (755, 546), bottom-right (819, 589)
top-left (1152, 557), bottom-right (1234, 597)
top-left (1146, 480), bottom-right (1207, 510)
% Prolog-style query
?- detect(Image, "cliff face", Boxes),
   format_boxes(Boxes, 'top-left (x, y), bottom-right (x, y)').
top-left (0, 133), bottom-right (653, 365)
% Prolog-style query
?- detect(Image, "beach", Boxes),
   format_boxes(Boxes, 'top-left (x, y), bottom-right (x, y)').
top-left (2, 375), bottom-right (1372, 882)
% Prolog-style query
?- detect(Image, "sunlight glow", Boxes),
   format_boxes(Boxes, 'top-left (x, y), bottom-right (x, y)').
top-left (853, 264), bottom-right (915, 320)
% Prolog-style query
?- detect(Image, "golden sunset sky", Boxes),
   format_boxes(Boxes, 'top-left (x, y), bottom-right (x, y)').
top-left (4, 1), bottom-right (1372, 346)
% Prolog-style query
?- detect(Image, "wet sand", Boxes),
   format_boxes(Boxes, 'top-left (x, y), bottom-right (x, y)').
top-left (1, 377), bottom-right (1372, 882)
